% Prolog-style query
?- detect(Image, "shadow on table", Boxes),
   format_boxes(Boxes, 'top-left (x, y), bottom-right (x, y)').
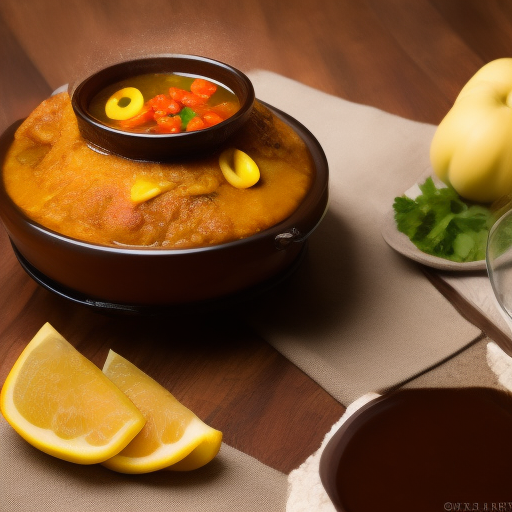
top-left (242, 207), bottom-right (361, 338)
top-left (90, 207), bottom-right (359, 349)
top-left (20, 207), bottom-right (359, 354)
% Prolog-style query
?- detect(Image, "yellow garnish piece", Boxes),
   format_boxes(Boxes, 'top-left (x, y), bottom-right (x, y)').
top-left (130, 179), bottom-right (175, 203)
top-left (219, 148), bottom-right (260, 189)
top-left (0, 323), bottom-right (145, 465)
top-left (105, 87), bottom-right (144, 121)
top-left (101, 350), bottom-right (223, 474)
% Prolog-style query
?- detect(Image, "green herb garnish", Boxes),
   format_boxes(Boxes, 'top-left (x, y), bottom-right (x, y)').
top-left (179, 107), bottom-right (196, 130)
top-left (393, 177), bottom-right (494, 262)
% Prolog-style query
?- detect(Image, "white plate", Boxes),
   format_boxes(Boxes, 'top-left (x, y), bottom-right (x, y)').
top-left (381, 172), bottom-right (487, 272)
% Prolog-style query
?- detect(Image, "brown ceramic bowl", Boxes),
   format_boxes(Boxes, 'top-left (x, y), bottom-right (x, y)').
top-left (0, 101), bottom-right (328, 313)
top-left (71, 54), bottom-right (255, 161)
top-left (319, 388), bottom-right (512, 512)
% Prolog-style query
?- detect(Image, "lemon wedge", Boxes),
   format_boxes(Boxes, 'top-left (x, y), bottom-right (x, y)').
top-left (101, 350), bottom-right (223, 473)
top-left (0, 323), bottom-right (145, 464)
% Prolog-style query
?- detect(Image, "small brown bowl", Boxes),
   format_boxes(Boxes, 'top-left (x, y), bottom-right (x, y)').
top-left (70, 54), bottom-right (255, 161)
top-left (0, 103), bottom-right (328, 313)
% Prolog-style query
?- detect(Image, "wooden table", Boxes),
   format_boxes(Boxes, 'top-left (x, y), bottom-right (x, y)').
top-left (1, 0), bottom-right (512, 474)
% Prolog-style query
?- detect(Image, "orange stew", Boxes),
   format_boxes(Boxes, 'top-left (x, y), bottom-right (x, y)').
top-left (3, 94), bottom-right (315, 250)
top-left (88, 73), bottom-right (240, 134)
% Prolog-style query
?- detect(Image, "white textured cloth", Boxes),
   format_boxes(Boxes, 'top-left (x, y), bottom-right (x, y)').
top-left (487, 341), bottom-right (512, 391)
top-left (286, 393), bottom-right (380, 512)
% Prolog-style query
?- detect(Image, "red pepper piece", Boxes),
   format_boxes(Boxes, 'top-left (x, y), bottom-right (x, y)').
top-left (152, 110), bottom-right (168, 120)
top-left (187, 104), bottom-right (209, 116)
top-left (147, 94), bottom-right (181, 115)
top-left (166, 99), bottom-right (181, 114)
top-left (185, 116), bottom-right (205, 132)
top-left (147, 94), bottom-right (168, 110)
top-left (191, 78), bottom-right (217, 98)
top-left (169, 87), bottom-right (187, 103)
top-left (203, 111), bottom-right (224, 127)
top-left (211, 101), bottom-right (238, 118)
top-left (180, 91), bottom-right (207, 107)
top-left (155, 115), bottom-right (182, 133)
top-left (118, 107), bottom-right (154, 128)
top-left (169, 87), bottom-right (207, 107)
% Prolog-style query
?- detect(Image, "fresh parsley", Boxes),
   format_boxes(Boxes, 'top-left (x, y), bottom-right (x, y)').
top-left (393, 177), bottom-right (494, 262)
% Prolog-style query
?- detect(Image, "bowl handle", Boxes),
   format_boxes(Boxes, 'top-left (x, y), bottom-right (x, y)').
top-left (274, 228), bottom-right (306, 250)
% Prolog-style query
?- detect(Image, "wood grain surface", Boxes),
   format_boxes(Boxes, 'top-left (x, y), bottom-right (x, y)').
top-left (1, 0), bottom-right (512, 474)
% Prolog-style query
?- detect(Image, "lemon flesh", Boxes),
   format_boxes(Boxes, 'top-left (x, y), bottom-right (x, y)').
top-left (0, 323), bottom-right (145, 464)
top-left (102, 350), bottom-right (223, 473)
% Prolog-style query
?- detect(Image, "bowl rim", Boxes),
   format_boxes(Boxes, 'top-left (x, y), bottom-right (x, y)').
top-left (70, 53), bottom-right (255, 141)
top-left (0, 101), bottom-right (329, 256)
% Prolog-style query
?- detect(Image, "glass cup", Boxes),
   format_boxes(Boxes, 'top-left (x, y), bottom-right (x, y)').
top-left (487, 209), bottom-right (512, 319)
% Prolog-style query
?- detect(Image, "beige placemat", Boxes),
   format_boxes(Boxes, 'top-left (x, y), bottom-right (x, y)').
top-left (245, 70), bottom-right (482, 406)
top-left (1, 414), bottom-right (287, 512)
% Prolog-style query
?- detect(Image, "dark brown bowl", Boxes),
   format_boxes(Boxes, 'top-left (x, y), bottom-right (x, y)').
top-left (319, 388), bottom-right (512, 512)
top-left (0, 103), bottom-right (328, 313)
top-left (70, 54), bottom-right (255, 161)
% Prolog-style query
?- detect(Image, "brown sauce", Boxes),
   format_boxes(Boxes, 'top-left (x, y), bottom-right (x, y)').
top-left (330, 388), bottom-right (512, 512)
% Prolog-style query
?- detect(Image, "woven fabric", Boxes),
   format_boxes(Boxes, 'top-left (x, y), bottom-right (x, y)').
top-left (245, 70), bottom-right (482, 405)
